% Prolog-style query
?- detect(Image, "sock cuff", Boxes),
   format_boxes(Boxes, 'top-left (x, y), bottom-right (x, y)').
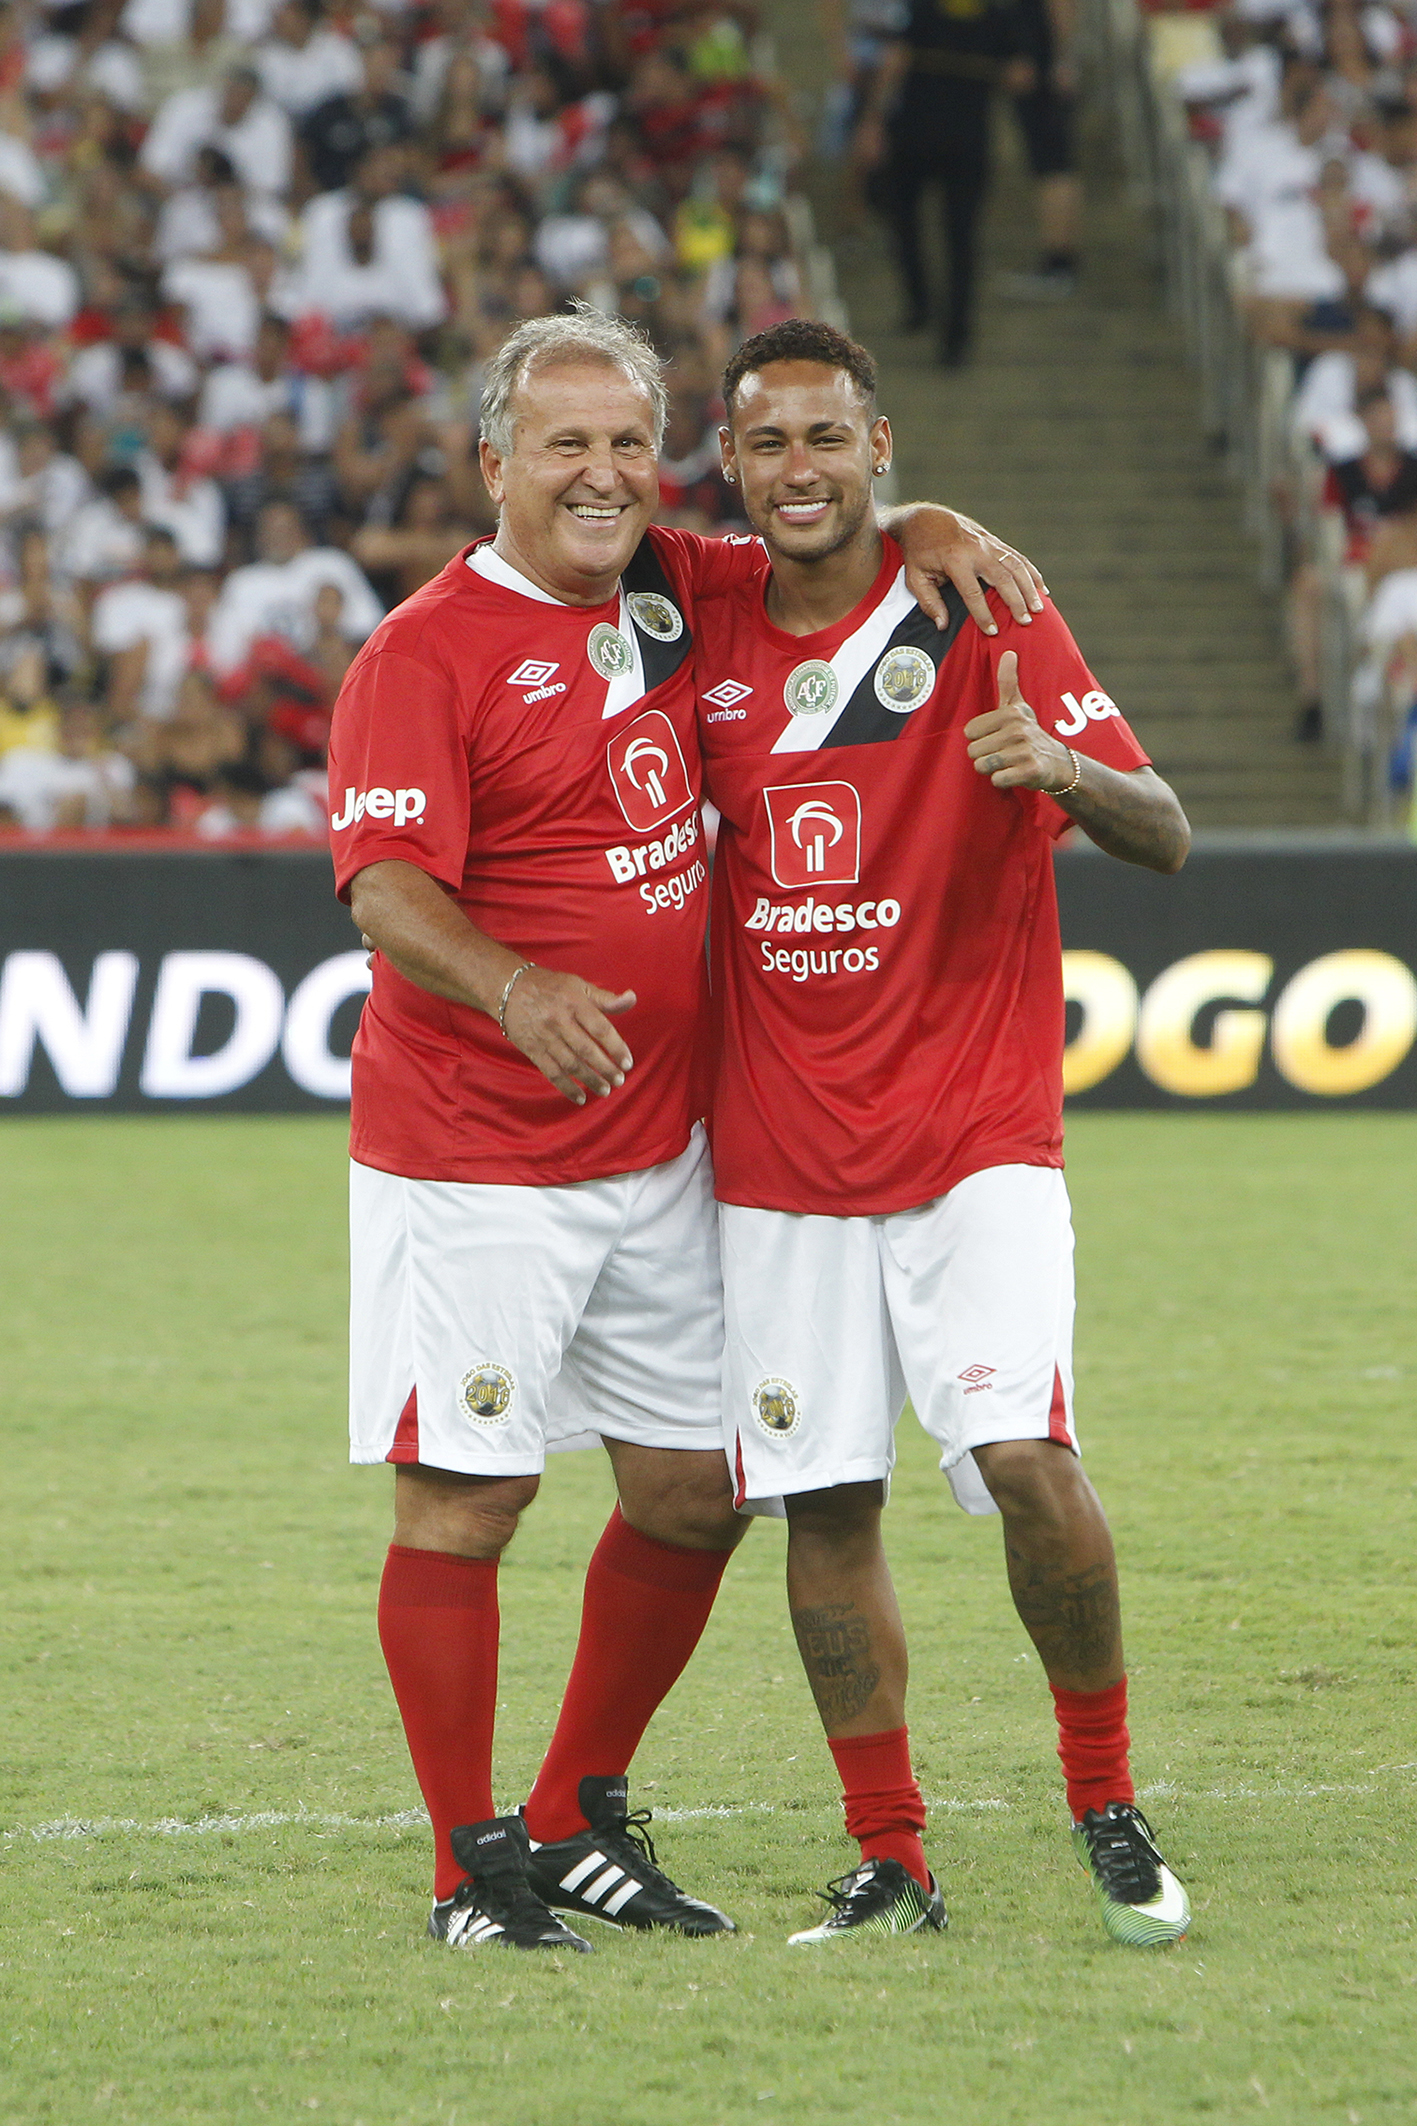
top-left (594, 1505), bottom-right (734, 1593)
top-left (1050, 1675), bottom-right (1128, 1726)
top-left (380, 1544), bottom-right (499, 1610)
top-left (828, 1725), bottom-right (914, 1786)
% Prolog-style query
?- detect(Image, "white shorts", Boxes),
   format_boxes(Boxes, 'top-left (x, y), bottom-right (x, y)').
top-left (350, 1124), bottom-right (724, 1475)
top-left (720, 1165), bottom-right (1079, 1518)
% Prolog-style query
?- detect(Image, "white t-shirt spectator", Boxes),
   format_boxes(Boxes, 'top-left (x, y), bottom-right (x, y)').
top-left (57, 500), bottom-right (146, 585)
top-left (161, 255), bottom-right (260, 358)
top-left (198, 360), bottom-right (334, 449)
top-left (0, 744), bottom-right (136, 829)
top-left (0, 443), bottom-right (91, 535)
top-left (256, 26), bottom-right (362, 115)
top-left (288, 190), bottom-right (446, 330)
top-left (1214, 123), bottom-right (1323, 221)
top-left (25, 33), bottom-right (148, 112)
top-left (90, 580), bottom-right (192, 720)
top-left (136, 455), bottom-right (226, 568)
top-left (122, 0), bottom-right (280, 41)
top-left (64, 338), bottom-right (200, 411)
top-left (534, 212), bottom-right (611, 288)
top-left (1245, 197), bottom-right (1345, 301)
top-left (0, 247), bottom-right (81, 329)
top-left (0, 131), bottom-right (46, 208)
top-left (1293, 353), bottom-right (1417, 448)
top-left (208, 545), bottom-right (381, 671)
top-left (153, 182), bottom-right (288, 262)
top-left (1367, 251), bottom-right (1417, 336)
top-left (141, 82), bottom-right (293, 196)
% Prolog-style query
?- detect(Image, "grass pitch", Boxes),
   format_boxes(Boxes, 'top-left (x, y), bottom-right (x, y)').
top-left (1, 1113), bottom-right (1414, 2126)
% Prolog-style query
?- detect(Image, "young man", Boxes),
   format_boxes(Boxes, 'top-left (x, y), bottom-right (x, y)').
top-left (699, 319), bottom-right (1194, 1948)
top-left (328, 307), bottom-right (1045, 1952)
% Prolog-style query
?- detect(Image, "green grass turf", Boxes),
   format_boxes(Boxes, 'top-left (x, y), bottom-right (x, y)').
top-left (1, 1114), bottom-right (1414, 2126)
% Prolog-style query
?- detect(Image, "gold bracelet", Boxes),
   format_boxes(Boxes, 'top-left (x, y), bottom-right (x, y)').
top-left (496, 961), bottom-right (534, 1036)
top-left (1047, 747), bottom-right (1082, 797)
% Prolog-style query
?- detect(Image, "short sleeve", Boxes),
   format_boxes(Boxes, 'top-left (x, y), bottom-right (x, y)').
top-left (651, 524), bottom-right (766, 602)
top-left (984, 600), bottom-right (1152, 843)
top-left (327, 644), bottom-right (472, 900)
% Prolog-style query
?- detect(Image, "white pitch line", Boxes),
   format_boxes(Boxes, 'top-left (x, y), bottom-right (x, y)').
top-left (5, 1767), bottom-right (1414, 1846)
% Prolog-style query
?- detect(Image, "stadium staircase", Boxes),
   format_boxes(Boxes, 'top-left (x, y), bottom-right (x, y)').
top-left (763, 12), bottom-right (1343, 828)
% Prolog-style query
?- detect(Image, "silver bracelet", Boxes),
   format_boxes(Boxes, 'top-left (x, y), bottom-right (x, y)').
top-left (496, 961), bottom-right (534, 1036)
top-left (1047, 747), bottom-right (1082, 798)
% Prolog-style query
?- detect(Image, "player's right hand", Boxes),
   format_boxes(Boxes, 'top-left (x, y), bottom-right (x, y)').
top-left (501, 968), bottom-right (636, 1106)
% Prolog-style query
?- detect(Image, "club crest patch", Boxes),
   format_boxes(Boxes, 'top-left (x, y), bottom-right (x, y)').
top-left (588, 623), bottom-right (634, 679)
top-left (627, 591), bottom-right (684, 642)
top-left (752, 1377), bottom-right (800, 1437)
top-left (460, 1363), bottom-right (514, 1425)
top-left (784, 659), bottom-right (839, 717)
top-left (873, 644), bottom-right (935, 712)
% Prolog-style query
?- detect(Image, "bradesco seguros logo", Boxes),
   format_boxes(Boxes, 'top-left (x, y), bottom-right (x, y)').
top-left (606, 710), bottom-right (693, 832)
top-left (763, 781), bottom-right (862, 890)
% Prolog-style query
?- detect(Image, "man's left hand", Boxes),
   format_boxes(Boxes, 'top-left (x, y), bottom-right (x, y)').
top-left (965, 650), bottom-right (1075, 790)
top-left (892, 505), bottom-right (1047, 635)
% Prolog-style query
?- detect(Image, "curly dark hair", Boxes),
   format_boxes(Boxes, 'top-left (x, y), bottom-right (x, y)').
top-left (721, 320), bottom-right (878, 425)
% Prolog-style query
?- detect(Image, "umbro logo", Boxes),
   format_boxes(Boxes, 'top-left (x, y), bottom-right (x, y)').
top-left (703, 680), bottom-right (753, 708)
top-left (508, 659), bottom-right (560, 687)
top-left (959, 1365), bottom-right (996, 1395)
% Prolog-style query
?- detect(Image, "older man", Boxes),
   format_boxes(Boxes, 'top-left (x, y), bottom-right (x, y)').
top-left (328, 307), bottom-right (1044, 1952)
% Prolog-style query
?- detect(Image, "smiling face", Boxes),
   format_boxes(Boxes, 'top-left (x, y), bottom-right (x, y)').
top-left (479, 357), bottom-right (660, 604)
top-left (722, 359), bottom-right (889, 567)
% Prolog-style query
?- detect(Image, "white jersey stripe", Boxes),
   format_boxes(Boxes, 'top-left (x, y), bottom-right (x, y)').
top-left (769, 568), bottom-right (917, 754)
top-left (600, 586), bottom-right (649, 720)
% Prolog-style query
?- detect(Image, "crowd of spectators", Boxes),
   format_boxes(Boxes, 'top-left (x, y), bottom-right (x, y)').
top-left (1177, 0), bottom-right (1417, 792)
top-left (0, 0), bottom-right (809, 837)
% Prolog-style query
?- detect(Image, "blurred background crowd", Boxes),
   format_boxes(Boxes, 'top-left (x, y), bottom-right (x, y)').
top-left (1174, 0), bottom-right (1417, 802)
top-left (0, 0), bottom-right (813, 836)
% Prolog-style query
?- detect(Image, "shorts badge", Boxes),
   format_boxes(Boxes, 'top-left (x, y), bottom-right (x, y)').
top-left (752, 1377), bottom-right (800, 1438)
top-left (588, 623), bottom-right (635, 679)
top-left (460, 1363), bottom-right (514, 1425)
top-left (627, 591), bottom-right (683, 641)
top-left (784, 659), bottom-right (839, 717)
top-left (873, 644), bottom-right (935, 712)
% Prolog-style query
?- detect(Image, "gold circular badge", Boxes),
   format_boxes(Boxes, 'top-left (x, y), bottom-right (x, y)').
top-left (873, 644), bottom-right (935, 712)
top-left (752, 1377), bottom-right (800, 1437)
top-left (588, 623), bottom-right (634, 679)
top-left (627, 591), bottom-right (684, 642)
top-left (784, 660), bottom-right (839, 717)
top-left (461, 1363), bottom-right (514, 1425)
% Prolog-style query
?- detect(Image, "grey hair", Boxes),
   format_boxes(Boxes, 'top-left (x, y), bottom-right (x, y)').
top-left (478, 303), bottom-right (668, 457)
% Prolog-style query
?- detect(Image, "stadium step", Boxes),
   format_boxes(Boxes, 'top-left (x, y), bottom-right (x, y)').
top-left (766, 18), bottom-right (1342, 827)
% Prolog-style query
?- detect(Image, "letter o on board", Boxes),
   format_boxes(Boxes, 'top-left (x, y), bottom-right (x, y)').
top-left (1061, 951), bottom-right (1138, 1094)
top-left (282, 951), bottom-right (372, 1099)
top-left (1135, 950), bottom-right (1273, 1097)
top-left (1270, 950), bottom-right (1417, 1095)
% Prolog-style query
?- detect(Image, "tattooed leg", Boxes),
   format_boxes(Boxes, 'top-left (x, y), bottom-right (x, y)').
top-left (784, 1482), bottom-right (908, 1737)
top-left (970, 1439), bottom-right (1125, 1692)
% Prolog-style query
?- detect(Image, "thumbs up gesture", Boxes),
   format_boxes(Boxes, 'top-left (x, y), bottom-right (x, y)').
top-left (964, 651), bottom-right (1078, 792)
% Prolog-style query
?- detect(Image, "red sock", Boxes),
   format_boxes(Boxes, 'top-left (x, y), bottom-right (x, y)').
top-left (377, 1544), bottom-right (499, 1902)
top-left (523, 1507), bottom-right (733, 1844)
top-left (1051, 1675), bottom-right (1135, 1821)
top-left (828, 1727), bottom-right (929, 1890)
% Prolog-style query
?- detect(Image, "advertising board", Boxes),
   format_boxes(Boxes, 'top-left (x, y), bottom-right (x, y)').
top-left (2, 840), bottom-right (1414, 1112)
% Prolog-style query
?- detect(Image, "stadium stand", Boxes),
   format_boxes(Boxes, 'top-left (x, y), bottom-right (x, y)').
top-left (1102, 0), bottom-right (1417, 829)
top-left (0, 0), bottom-right (821, 840)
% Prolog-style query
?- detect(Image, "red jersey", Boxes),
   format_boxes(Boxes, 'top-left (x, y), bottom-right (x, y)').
top-left (329, 528), bottom-right (756, 1185)
top-left (699, 537), bottom-right (1150, 1215)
